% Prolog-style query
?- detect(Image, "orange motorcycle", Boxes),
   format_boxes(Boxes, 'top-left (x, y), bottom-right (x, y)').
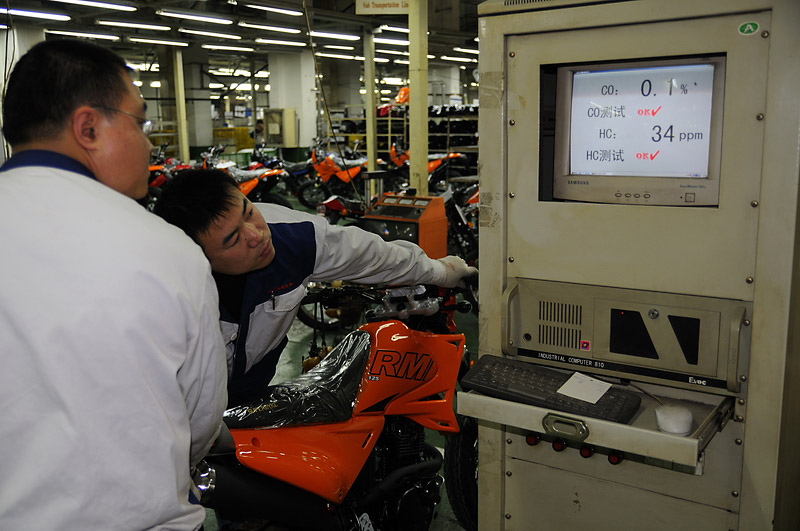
top-left (390, 140), bottom-right (466, 194)
top-left (194, 283), bottom-right (475, 530)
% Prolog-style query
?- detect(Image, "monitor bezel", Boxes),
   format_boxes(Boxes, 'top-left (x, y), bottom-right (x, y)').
top-left (552, 55), bottom-right (726, 206)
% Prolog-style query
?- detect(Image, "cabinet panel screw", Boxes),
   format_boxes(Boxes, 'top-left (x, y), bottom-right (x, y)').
top-left (740, 375), bottom-right (747, 382)
top-left (505, 514), bottom-right (512, 520)
top-left (737, 399), bottom-right (745, 405)
top-left (508, 257), bottom-right (515, 263)
top-left (734, 415), bottom-right (744, 422)
top-left (507, 439), bottom-right (513, 445)
top-left (509, 52), bottom-right (515, 57)
top-left (756, 113), bottom-right (765, 121)
top-left (506, 471), bottom-right (512, 477)
top-left (509, 119), bottom-right (516, 126)
top-left (731, 490), bottom-right (740, 497)
top-left (745, 276), bottom-right (754, 284)
top-left (735, 439), bottom-right (743, 445)
top-left (743, 319), bottom-right (751, 326)
top-left (751, 200), bottom-right (759, 207)
top-left (761, 31), bottom-right (769, 38)
top-left (509, 192), bottom-right (515, 198)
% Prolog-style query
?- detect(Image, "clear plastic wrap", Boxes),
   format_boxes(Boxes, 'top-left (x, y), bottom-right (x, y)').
top-left (223, 330), bottom-right (371, 429)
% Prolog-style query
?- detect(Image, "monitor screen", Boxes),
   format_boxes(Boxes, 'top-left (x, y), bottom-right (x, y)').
top-left (550, 56), bottom-right (725, 206)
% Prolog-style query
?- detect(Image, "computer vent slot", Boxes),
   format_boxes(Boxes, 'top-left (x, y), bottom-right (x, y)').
top-left (537, 301), bottom-right (583, 349)
top-left (538, 300), bottom-right (582, 325)
top-left (538, 325), bottom-right (582, 349)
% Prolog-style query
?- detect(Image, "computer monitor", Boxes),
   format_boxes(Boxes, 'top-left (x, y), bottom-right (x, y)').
top-left (550, 56), bottom-right (726, 206)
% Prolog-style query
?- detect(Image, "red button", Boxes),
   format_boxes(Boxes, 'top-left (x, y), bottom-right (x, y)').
top-left (579, 445), bottom-right (595, 458)
top-left (525, 434), bottom-right (541, 446)
top-left (552, 439), bottom-right (567, 452)
top-left (608, 451), bottom-right (624, 465)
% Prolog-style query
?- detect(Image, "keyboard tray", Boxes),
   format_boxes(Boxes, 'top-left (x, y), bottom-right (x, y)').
top-left (461, 355), bottom-right (642, 424)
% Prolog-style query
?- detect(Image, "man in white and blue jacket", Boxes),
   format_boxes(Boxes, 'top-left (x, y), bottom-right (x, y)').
top-left (156, 168), bottom-right (477, 406)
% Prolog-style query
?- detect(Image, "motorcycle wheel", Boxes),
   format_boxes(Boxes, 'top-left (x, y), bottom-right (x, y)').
top-left (444, 414), bottom-right (478, 531)
top-left (298, 181), bottom-right (331, 209)
top-left (295, 282), bottom-right (356, 332)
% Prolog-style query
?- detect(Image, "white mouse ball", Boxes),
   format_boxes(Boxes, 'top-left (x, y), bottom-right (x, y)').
top-left (655, 404), bottom-right (693, 436)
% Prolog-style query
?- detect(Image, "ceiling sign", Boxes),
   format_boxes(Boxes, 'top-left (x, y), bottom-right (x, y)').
top-left (356, 1), bottom-right (409, 15)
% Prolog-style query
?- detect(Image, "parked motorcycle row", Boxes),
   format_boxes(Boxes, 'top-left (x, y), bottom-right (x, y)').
top-left (141, 139), bottom-right (479, 272)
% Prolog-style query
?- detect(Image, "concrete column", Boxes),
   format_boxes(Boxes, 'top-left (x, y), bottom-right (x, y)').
top-left (409, 0), bottom-right (429, 194)
top-left (181, 48), bottom-right (213, 154)
top-left (268, 51), bottom-right (316, 147)
top-left (363, 30), bottom-right (377, 173)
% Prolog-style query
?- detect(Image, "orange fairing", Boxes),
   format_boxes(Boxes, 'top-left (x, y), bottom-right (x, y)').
top-left (238, 177), bottom-right (258, 196)
top-left (354, 321), bottom-right (465, 432)
top-left (232, 416), bottom-right (385, 503)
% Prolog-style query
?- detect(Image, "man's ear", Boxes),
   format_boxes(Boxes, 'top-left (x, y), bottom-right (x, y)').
top-left (72, 106), bottom-right (101, 149)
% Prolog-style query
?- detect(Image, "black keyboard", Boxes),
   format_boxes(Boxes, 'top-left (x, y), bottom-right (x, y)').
top-left (461, 356), bottom-right (641, 424)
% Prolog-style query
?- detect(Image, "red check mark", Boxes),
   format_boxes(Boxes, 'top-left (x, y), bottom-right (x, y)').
top-left (651, 106), bottom-right (662, 116)
top-left (650, 150), bottom-right (660, 160)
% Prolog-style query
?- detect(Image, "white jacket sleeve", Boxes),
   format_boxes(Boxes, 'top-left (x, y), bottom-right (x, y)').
top-left (177, 269), bottom-right (229, 467)
top-left (310, 219), bottom-right (449, 285)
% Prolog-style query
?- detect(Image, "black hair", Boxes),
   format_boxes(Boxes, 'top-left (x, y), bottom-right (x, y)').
top-left (154, 169), bottom-right (241, 245)
top-left (2, 39), bottom-right (131, 146)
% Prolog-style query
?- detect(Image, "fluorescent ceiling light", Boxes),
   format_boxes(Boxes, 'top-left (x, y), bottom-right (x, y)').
top-left (48, 0), bottom-right (136, 11)
top-left (96, 19), bottom-right (170, 30)
top-left (382, 77), bottom-right (407, 85)
top-left (0, 8), bottom-right (70, 21)
top-left (128, 63), bottom-right (160, 71)
top-left (453, 47), bottom-right (479, 55)
top-left (255, 38), bottom-right (306, 47)
top-left (202, 44), bottom-right (254, 51)
top-left (355, 56), bottom-right (389, 63)
top-left (323, 45), bottom-right (354, 51)
top-left (233, 83), bottom-right (253, 91)
top-left (376, 48), bottom-right (408, 56)
top-left (379, 25), bottom-right (409, 33)
top-left (129, 37), bottom-right (189, 46)
top-left (180, 28), bottom-right (241, 40)
top-left (316, 53), bottom-right (354, 60)
top-left (374, 37), bottom-right (409, 46)
top-left (210, 95), bottom-right (221, 100)
top-left (132, 80), bottom-right (143, 86)
top-left (209, 83), bottom-right (225, 89)
top-left (238, 21), bottom-right (300, 33)
top-left (310, 31), bottom-right (360, 41)
top-left (439, 55), bottom-right (478, 63)
top-left (45, 29), bottom-right (119, 40)
top-left (394, 59), bottom-right (410, 65)
top-left (155, 9), bottom-right (233, 25)
top-left (150, 81), bottom-right (162, 88)
top-left (244, 4), bottom-right (302, 16)
top-left (254, 71), bottom-right (269, 78)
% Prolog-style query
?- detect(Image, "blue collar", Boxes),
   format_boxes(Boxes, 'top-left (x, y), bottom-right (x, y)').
top-left (0, 150), bottom-right (95, 180)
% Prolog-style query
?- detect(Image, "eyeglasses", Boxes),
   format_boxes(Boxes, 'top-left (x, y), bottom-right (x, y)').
top-left (92, 105), bottom-right (154, 136)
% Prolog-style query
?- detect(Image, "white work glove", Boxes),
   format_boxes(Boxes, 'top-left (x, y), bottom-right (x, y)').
top-left (436, 255), bottom-right (478, 288)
